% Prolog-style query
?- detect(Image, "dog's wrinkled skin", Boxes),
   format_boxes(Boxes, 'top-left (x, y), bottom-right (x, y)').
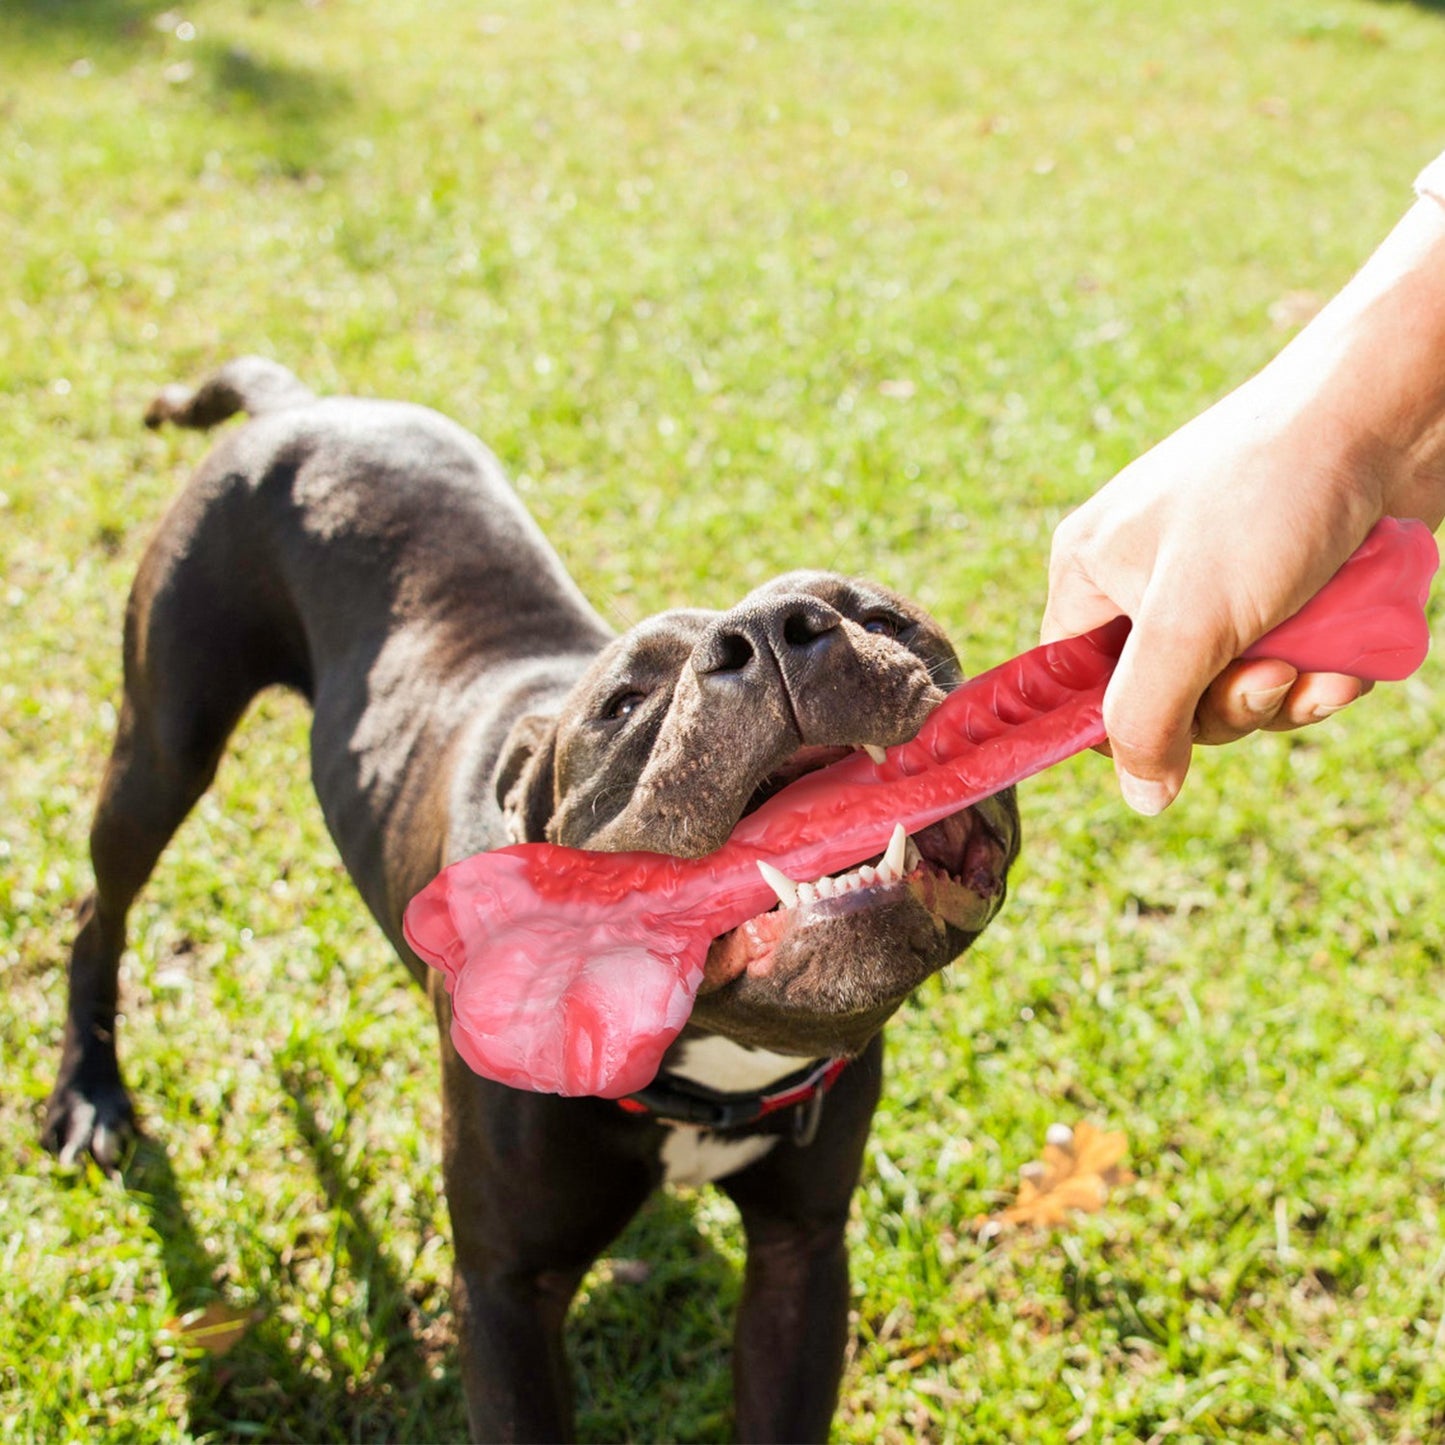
top-left (44, 359), bottom-right (1019, 1443)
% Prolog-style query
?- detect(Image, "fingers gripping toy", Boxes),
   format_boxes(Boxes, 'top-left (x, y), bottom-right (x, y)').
top-left (404, 518), bottom-right (1438, 1099)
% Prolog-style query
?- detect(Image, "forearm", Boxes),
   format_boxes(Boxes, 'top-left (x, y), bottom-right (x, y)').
top-left (1249, 160), bottom-right (1445, 528)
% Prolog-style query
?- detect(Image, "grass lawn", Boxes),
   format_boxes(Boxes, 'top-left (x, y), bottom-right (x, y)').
top-left (4, 0), bottom-right (1445, 1439)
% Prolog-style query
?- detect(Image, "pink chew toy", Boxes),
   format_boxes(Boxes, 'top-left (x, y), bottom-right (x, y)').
top-left (404, 517), bottom-right (1438, 1099)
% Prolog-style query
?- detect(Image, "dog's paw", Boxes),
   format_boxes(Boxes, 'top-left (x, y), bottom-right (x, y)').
top-left (42, 1074), bottom-right (137, 1175)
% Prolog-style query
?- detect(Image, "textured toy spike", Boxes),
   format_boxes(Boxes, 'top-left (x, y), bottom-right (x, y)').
top-left (405, 518), bottom-right (1438, 1098)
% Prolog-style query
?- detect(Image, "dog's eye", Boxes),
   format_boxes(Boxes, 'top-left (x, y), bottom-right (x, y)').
top-left (602, 690), bottom-right (646, 722)
top-left (861, 613), bottom-right (902, 638)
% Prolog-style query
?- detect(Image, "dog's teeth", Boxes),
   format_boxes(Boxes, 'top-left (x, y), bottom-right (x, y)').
top-left (863, 744), bottom-right (888, 764)
top-left (756, 860), bottom-right (799, 909)
top-left (759, 825), bottom-right (915, 916)
top-left (882, 823), bottom-right (908, 880)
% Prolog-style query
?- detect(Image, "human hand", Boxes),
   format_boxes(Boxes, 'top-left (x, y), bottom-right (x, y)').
top-left (1041, 391), bottom-right (1380, 814)
top-left (1043, 183), bottom-right (1445, 814)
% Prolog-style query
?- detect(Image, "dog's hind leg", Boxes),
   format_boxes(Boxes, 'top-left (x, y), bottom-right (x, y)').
top-left (42, 701), bottom-right (224, 1170)
top-left (43, 478), bottom-right (305, 1171)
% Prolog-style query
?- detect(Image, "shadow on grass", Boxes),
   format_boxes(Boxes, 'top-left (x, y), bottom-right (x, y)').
top-left (571, 1192), bottom-right (741, 1442)
top-left (192, 39), bottom-right (353, 178)
top-left (0, 0), bottom-right (155, 50)
top-left (126, 1096), bottom-right (740, 1441)
top-left (1, 0), bottom-right (353, 178)
top-left (125, 1111), bottom-right (465, 1443)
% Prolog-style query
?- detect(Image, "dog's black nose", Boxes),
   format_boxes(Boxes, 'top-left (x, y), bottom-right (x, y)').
top-left (693, 595), bottom-right (842, 680)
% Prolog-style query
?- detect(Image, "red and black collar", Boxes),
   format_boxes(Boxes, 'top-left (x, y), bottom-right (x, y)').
top-left (618, 1056), bottom-right (848, 1146)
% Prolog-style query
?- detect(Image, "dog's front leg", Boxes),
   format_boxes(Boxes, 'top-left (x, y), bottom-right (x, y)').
top-left (719, 1044), bottom-right (884, 1443)
top-left (730, 1205), bottom-right (852, 1443)
top-left (448, 1253), bottom-right (581, 1442)
top-left (435, 999), bottom-right (659, 1442)
top-left (445, 1146), bottom-right (657, 1443)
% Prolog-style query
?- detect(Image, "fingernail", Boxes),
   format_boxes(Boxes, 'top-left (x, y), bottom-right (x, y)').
top-left (1242, 681), bottom-right (1293, 716)
top-left (1118, 770), bottom-right (1175, 816)
top-left (1309, 701), bottom-right (1351, 722)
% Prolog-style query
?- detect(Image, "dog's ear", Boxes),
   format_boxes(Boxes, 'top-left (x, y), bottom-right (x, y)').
top-left (494, 713), bottom-right (560, 845)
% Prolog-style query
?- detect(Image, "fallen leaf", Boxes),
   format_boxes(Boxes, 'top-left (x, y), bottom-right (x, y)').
top-left (977, 1120), bottom-right (1134, 1233)
top-left (161, 1300), bottom-right (263, 1357)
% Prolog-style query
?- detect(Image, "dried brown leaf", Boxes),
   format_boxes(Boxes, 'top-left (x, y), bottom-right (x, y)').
top-left (978, 1120), bottom-right (1134, 1233)
top-left (161, 1300), bottom-right (263, 1357)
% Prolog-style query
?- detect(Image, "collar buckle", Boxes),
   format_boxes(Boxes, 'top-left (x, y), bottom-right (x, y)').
top-left (790, 1084), bottom-right (827, 1147)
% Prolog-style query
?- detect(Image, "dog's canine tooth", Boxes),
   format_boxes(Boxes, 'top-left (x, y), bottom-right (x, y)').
top-left (756, 860), bottom-right (799, 909)
top-left (862, 744), bottom-right (888, 764)
top-left (882, 823), bottom-right (908, 880)
top-left (755, 823), bottom-right (917, 914)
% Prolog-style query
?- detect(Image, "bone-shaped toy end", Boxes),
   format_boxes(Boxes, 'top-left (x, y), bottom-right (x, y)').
top-left (404, 849), bottom-right (712, 1097)
top-left (1240, 517), bottom-right (1438, 681)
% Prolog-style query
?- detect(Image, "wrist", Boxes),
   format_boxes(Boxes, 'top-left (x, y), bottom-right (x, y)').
top-left (1255, 192), bottom-right (1445, 527)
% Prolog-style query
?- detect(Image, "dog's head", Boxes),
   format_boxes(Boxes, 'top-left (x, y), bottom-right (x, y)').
top-left (495, 571), bottom-right (1019, 1060)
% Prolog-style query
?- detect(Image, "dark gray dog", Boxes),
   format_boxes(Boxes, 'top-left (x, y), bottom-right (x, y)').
top-left (44, 359), bottom-right (1019, 1443)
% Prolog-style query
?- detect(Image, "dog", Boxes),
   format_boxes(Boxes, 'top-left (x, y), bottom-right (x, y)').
top-left (43, 358), bottom-right (1019, 1442)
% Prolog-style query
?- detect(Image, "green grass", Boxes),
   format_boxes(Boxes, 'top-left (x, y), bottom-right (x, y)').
top-left (4, 0), bottom-right (1445, 1439)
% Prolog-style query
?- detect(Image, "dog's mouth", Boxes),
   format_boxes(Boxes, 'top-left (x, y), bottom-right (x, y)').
top-left (700, 745), bottom-right (1013, 994)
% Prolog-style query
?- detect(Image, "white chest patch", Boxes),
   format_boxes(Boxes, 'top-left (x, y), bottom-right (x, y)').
top-left (658, 1038), bottom-right (817, 1189)
top-left (659, 1129), bottom-right (778, 1189)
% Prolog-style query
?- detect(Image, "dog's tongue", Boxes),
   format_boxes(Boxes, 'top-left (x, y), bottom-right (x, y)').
top-left (404, 519), bottom-right (1437, 1099)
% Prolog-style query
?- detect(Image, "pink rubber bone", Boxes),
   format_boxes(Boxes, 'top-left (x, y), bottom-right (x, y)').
top-left (404, 518), bottom-right (1438, 1099)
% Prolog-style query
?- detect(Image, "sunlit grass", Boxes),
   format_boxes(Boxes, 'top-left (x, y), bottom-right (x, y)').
top-left (4, 0), bottom-right (1445, 1439)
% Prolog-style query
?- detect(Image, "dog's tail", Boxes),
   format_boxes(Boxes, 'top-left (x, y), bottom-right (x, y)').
top-left (144, 356), bottom-right (317, 432)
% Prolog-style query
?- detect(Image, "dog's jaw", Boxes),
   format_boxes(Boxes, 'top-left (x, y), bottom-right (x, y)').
top-left (687, 789), bottom-right (1016, 1057)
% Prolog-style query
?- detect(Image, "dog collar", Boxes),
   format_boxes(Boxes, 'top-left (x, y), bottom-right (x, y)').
top-left (618, 1056), bottom-right (848, 1146)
